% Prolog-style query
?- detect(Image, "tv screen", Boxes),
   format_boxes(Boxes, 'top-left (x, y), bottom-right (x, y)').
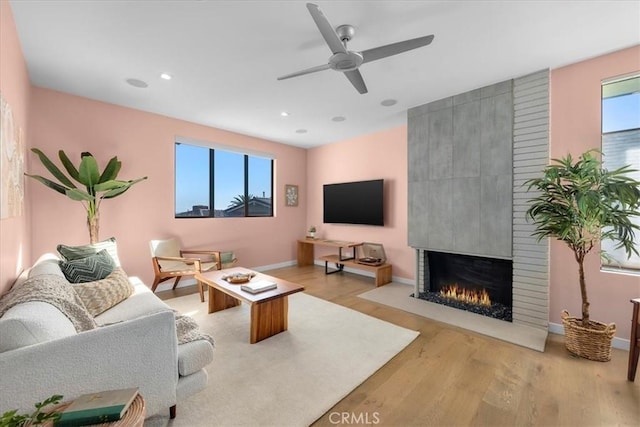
top-left (323, 179), bottom-right (384, 226)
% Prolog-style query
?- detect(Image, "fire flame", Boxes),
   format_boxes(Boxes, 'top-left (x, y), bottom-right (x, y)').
top-left (440, 283), bottom-right (491, 306)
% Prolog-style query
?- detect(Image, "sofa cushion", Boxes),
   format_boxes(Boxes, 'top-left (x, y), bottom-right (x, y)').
top-left (57, 237), bottom-right (121, 267)
top-left (0, 302), bottom-right (77, 353)
top-left (59, 249), bottom-right (116, 283)
top-left (177, 340), bottom-right (214, 376)
top-left (0, 274), bottom-right (96, 336)
top-left (94, 277), bottom-right (172, 325)
top-left (71, 268), bottom-right (134, 317)
top-left (28, 255), bottom-right (66, 280)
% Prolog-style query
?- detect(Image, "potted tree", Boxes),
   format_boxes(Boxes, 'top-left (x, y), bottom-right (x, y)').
top-left (308, 226), bottom-right (317, 239)
top-left (25, 149), bottom-right (147, 244)
top-left (526, 149), bottom-right (640, 361)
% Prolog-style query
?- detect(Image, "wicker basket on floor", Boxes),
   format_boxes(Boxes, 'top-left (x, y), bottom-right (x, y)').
top-left (561, 310), bottom-right (616, 362)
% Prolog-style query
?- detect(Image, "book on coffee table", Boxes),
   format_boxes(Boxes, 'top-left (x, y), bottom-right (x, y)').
top-left (241, 280), bottom-right (277, 294)
top-left (56, 387), bottom-right (139, 426)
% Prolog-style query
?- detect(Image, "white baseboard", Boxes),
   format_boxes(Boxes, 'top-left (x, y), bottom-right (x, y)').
top-left (548, 321), bottom-right (630, 351)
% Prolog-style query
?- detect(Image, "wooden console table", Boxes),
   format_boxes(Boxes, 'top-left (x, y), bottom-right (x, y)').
top-left (297, 238), bottom-right (361, 266)
top-left (297, 238), bottom-right (392, 286)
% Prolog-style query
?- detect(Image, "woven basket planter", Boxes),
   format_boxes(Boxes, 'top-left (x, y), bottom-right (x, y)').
top-left (561, 310), bottom-right (616, 362)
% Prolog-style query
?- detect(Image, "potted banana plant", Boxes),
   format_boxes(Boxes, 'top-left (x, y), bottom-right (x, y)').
top-left (25, 149), bottom-right (147, 244)
top-left (526, 149), bottom-right (640, 361)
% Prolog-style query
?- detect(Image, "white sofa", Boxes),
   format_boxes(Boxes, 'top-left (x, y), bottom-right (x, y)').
top-left (0, 254), bottom-right (214, 419)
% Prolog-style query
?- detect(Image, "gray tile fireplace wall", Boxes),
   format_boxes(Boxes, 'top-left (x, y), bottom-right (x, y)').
top-left (408, 70), bottom-right (550, 331)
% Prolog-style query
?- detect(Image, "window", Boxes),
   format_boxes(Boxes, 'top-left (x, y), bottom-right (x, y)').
top-left (175, 141), bottom-right (273, 218)
top-left (601, 75), bottom-right (640, 271)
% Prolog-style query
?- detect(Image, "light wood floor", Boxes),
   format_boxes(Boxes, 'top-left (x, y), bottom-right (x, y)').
top-left (158, 265), bottom-right (640, 426)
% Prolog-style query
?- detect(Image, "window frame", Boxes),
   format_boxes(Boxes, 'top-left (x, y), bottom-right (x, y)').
top-left (600, 74), bottom-right (640, 273)
top-left (174, 138), bottom-right (274, 219)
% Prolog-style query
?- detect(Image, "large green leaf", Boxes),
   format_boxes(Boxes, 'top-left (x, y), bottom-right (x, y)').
top-left (24, 174), bottom-right (69, 195)
top-left (30, 148), bottom-right (75, 188)
top-left (93, 180), bottom-right (128, 192)
top-left (58, 150), bottom-right (80, 184)
top-left (78, 155), bottom-right (100, 186)
top-left (65, 188), bottom-right (94, 202)
top-left (101, 176), bottom-right (147, 199)
top-left (98, 157), bottom-right (121, 183)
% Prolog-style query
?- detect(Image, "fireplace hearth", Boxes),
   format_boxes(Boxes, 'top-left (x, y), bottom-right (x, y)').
top-left (417, 251), bottom-right (513, 322)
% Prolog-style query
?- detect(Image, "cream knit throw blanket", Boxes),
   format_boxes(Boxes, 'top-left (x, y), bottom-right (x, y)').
top-left (175, 313), bottom-right (215, 347)
top-left (0, 274), bottom-right (214, 348)
top-left (0, 274), bottom-right (97, 332)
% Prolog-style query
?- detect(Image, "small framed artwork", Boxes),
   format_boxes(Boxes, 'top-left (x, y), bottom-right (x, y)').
top-left (285, 184), bottom-right (298, 207)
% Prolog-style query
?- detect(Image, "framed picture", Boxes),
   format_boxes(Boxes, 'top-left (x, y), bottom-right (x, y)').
top-left (285, 184), bottom-right (298, 207)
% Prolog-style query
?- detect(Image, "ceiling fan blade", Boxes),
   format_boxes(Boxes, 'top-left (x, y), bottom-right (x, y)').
top-left (306, 3), bottom-right (347, 55)
top-left (344, 69), bottom-right (368, 94)
top-left (361, 35), bottom-right (434, 64)
top-left (277, 63), bottom-right (331, 80)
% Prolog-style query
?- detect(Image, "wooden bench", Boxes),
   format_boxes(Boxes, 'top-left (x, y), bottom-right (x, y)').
top-left (319, 254), bottom-right (392, 287)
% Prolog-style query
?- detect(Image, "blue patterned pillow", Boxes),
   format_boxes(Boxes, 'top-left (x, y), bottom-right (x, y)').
top-left (59, 249), bottom-right (116, 283)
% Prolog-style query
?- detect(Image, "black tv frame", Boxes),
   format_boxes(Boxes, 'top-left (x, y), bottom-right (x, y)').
top-left (323, 179), bottom-right (384, 226)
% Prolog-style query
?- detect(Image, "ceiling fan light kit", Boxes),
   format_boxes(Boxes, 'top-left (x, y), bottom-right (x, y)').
top-left (278, 3), bottom-right (435, 94)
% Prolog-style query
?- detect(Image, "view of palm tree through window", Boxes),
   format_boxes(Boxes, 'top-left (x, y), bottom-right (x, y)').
top-left (601, 75), bottom-right (640, 270)
top-left (175, 142), bottom-right (273, 218)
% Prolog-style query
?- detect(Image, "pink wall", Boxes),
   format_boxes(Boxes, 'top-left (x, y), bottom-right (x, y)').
top-left (306, 126), bottom-right (414, 279)
top-left (2, 0), bottom-right (637, 341)
top-left (550, 45), bottom-right (640, 340)
top-left (0, 1), bottom-right (31, 294)
top-left (27, 88), bottom-right (307, 288)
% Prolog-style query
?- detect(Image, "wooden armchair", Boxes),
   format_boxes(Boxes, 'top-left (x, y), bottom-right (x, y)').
top-left (150, 238), bottom-right (237, 302)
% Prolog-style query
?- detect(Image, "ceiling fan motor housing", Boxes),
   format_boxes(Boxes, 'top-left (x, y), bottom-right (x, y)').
top-left (336, 24), bottom-right (355, 42)
top-left (329, 51), bottom-right (363, 72)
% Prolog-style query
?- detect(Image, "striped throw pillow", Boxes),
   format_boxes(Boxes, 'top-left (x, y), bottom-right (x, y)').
top-left (57, 237), bottom-right (121, 267)
top-left (72, 268), bottom-right (134, 317)
top-left (59, 249), bottom-right (115, 283)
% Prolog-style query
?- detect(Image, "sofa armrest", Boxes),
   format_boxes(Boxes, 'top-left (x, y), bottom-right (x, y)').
top-left (0, 310), bottom-right (178, 418)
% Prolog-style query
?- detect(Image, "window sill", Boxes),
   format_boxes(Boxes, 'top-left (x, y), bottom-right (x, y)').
top-left (600, 266), bottom-right (640, 277)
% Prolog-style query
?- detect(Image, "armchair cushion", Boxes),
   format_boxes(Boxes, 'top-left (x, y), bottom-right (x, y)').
top-left (158, 259), bottom-right (196, 273)
top-left (59, 249), bottom-right (116, 283)
top-left (57, 237), bottom-right (121, 267)
top-left (72, 268), bottom-right (134, 317)
top-left (151, 239), bottom-right (181, 258)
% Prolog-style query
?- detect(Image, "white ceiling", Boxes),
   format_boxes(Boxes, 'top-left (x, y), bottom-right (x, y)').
top-left (9, 0), bottom-right (640, 149)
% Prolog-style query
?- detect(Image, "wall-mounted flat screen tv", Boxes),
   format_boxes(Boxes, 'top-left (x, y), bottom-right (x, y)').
top-left (323, 179), bottom-right (384, 226)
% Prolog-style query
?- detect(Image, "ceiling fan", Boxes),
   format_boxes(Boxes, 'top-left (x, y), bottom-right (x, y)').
top-left (277, 3), bottom-right (435, 94)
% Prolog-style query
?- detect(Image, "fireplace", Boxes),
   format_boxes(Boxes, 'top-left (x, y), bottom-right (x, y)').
top-left (417, 251), bottom-right (513, 322)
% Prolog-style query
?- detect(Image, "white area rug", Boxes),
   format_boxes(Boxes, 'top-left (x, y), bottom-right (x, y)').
top-left (146, 292), bottom-right (418, 427)
top-left (359, 283), bottom-right (547, 352)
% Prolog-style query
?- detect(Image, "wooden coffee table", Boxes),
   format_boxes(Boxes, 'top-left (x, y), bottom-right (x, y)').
top-left (196, 267), bottom-right (305, 343)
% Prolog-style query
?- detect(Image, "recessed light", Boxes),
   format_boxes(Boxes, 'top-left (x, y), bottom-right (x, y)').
top-left (126, 78), bottom-right (148, 88)
top-left (280, 111), bottom-right (290, 117)
top-left (295, 129), bottom-right (308, 134)
top-left (381, 99), bottom-right (397, 106)
top-left (331, 116), bottom-right (346, 122)
top-left (160, 73), bottom-right (172, 80)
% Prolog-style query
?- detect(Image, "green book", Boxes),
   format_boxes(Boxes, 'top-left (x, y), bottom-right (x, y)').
top-left (55, 388), bottom-right (139, 427)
